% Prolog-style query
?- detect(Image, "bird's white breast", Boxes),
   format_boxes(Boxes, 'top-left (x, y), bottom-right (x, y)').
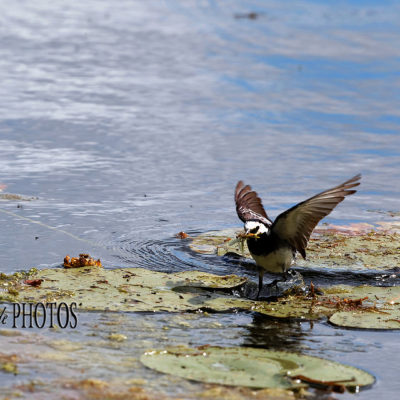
top-left (251, 247), bottom-right (294, 274)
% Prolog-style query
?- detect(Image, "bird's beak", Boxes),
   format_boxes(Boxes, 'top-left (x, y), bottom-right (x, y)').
top-left (238, 228), bottom-right (260, 240)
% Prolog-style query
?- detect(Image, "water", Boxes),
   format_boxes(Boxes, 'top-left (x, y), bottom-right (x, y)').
top-left (0, 0), bottom-right (399, 398)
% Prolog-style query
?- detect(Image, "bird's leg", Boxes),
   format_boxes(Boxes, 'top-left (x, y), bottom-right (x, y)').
top-left (257, 271), bottom-right (264, 299)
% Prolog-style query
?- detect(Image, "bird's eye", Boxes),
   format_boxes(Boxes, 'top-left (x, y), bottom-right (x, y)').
top-left (250, 227), bottom-right (259, 234)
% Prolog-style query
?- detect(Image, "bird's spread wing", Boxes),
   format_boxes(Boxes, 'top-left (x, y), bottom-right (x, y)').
top-left (235, 181), bottom-right (272, 225)
top-left (271, 174), bottom-right (361, 259)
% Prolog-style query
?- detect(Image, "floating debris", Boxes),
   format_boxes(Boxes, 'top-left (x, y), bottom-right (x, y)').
top-left (64, 254), bottom-right (102, 269)
top-left (23, 279), bottom-right (43, 287)
top-left (0, 193), bottom-right (38, 201)
top-left (0, 353), bottom-right (20, 375)
top-left (175, 231), bottom-right (190, 239)
top-left (108, 333), bottom-right (127, 342)
top-left (234, 12), bottom-right (261, 20)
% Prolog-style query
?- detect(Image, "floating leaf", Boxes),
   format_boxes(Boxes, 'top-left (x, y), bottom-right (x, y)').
top-left (190, 227), bottom-right (400, 271)
top-left (172, 270), bottom-right (247, 289)
top-left (255, 285), bottom-right (400, 329)
top-left (251, 295), bottom-right (332, 320)
top-left (140, 346), bottom-right (374, 390)
top-left (330, 311), bottom-right (400, 330)
top-left (329, 286), bottom-right (400, 329)
top-left (0, 267), bottom-right (253, 313)
top-left (2, 267), bottom-right (399, 329)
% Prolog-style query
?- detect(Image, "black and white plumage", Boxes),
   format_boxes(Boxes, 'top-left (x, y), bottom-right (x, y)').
top-left (235, 174), bottom-right (361, 295)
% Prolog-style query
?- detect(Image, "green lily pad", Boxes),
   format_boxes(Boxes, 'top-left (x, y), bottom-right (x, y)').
top-left (329, 286), bottom-right (400, 329)
top-left (330, 310), bottom-right (400, 330)
top-left (251, 294), bottom-right (333, 320)
top-left (252, 285), bottom-right (400, 329)
top-left (190, 227), bottom-right (400, 271)
top-left (0, 267), bottom-right (253, 313)
top-left (302, 230), bottom-right (400, 271)
top-left (172, 270), bottom-right (247, 289)
top-left (2, 267), bottom-right (399, 329)
top-left (140, 346), bottom-right (375, 390)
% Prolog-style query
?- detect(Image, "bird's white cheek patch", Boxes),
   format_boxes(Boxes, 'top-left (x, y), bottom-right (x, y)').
top-left (258, 224), bottom-right (269, 234)
top-left (244, 221), bottom-right (269, 234)
top-left (245, 221), bottom-right (259, 231)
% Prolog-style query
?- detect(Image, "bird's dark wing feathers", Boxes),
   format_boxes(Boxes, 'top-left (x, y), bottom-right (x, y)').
top-left (235, 181), bottom-right (272, 226)
top-left (271, 174), bottom-right (361, 259)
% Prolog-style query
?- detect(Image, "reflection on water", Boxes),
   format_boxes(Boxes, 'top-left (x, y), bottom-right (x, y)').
top-left (244, 315), bottom-right (308, 351)
top-left (0, 1), bottom-right (399, 399)
top-left (0, 309), bottom-right (397, 398)
top-left (0, 140), bottom-right (111, 176)
top-left (0, 0), bottom-right (399, 274)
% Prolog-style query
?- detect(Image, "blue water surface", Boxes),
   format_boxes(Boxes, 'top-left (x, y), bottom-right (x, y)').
top-left (0, 1), bottom-right (399, 398)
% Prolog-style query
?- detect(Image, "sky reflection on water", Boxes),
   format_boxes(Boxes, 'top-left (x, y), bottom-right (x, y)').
top-left (0, 0), bottom-right (399, 276)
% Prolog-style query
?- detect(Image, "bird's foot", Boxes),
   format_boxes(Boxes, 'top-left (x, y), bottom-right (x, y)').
top-left (258, 271), bottom-right (305, 299)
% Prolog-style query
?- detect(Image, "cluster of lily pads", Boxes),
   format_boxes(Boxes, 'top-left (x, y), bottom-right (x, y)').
top-left (1, 224), bottom-right (399, 393)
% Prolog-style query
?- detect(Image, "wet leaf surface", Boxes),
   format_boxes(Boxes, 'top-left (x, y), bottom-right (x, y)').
top-left (190, 226), bottom-right (400, 271)
top-left (253, 285), bottom-right (400, 329)
top-left (0, 267), bottom-right (252, 313)
top-left (140, 345), bottom-right (375, 390)
top-left (1, 267), bottom-right (400, 329)
top-left (329, 286), bottom-right (400, 329)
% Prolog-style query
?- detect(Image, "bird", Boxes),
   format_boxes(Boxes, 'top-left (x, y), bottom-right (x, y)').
top-left (234, 174), bottom-right (361, 297)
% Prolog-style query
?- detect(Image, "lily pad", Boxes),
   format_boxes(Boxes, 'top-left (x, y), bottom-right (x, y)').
top-left (253, 285), bottom-right (400, 329)
top-left (190, 227), bottom-right (400, 271)
top-left (0, 267), bottom-right (253, 313)
top-left (140, 346), bottom-right (374, 390)
top-left (250, 294), bottom-right (332, 320)
top-left (2, 267), bottom-right (399, 329)
top-left (172, 270), bottom-right (247, 289)
top-left (330, 310), bottom-right (400, 330)
top-left (329, 285), bottom-right (400, 329)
